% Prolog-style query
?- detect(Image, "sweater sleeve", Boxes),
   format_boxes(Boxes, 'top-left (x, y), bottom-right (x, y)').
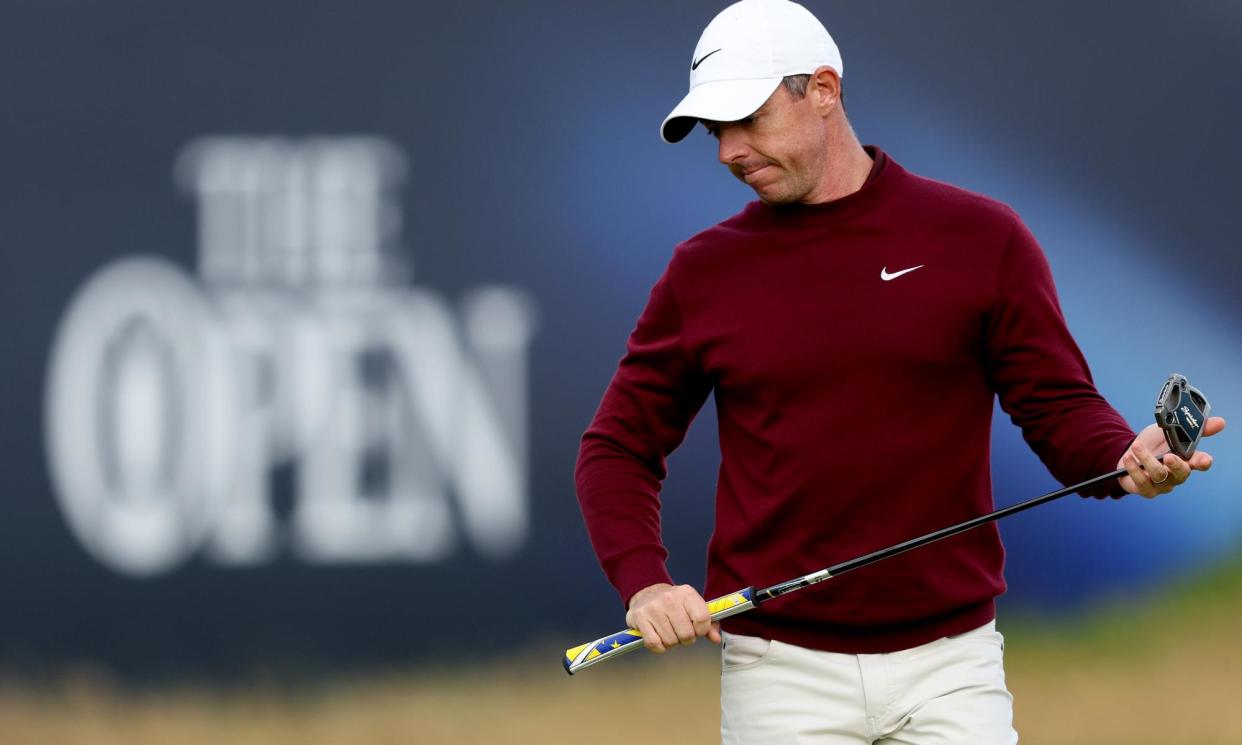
top-left (984, 217), bottom-right (1136, 499)
top-left (575, 264), bottom-right (714, 609)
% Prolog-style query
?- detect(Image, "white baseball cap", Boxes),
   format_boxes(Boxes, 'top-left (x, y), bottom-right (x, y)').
top-left (660, 0), bottom-right (843, 144)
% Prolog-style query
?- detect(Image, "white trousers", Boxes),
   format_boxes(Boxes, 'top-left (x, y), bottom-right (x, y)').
top-left (720, 622), bottom-right (1018, 744)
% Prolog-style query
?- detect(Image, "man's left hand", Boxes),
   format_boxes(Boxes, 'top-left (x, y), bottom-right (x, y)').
top-left (1117, 416), bottom-right (1226, 497)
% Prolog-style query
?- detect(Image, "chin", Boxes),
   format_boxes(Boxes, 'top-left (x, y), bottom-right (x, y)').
top-left (750, 179), bottom-right (806, 205)
top-left (755, 189), bottom-right (797, 205)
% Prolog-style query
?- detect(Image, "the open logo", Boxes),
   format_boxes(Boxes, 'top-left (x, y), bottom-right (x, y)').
top-left (44, 137), bottom-right (538, 576)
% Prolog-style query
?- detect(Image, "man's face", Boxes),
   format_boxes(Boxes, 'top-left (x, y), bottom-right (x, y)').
top-left (703, 83), bottom-right (830, 205)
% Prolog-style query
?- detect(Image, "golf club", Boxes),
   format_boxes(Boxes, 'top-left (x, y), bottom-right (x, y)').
top-left (564, 373), bottom-right (1212, 675)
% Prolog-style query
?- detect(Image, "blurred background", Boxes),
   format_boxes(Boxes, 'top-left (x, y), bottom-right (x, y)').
top-left (1, 0), bottom-right (1239, 742)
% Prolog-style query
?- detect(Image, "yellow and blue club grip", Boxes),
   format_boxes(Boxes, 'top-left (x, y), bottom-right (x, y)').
top-left (563, 587), bottom-right (756, 675)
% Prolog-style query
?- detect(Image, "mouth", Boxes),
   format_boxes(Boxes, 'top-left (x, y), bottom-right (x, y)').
top-left (737, 164), bottom-right (772, 182)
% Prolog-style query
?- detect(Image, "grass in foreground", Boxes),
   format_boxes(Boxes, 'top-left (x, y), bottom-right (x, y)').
top-left (2, 560), bottom-right (1241, 745)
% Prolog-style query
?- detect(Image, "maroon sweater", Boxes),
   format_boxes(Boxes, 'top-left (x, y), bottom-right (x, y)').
top-left (575, 146), bottom-right (1136, 653)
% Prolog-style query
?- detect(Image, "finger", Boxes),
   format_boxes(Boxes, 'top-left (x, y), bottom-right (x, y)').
top-left (1135, 441), bottom-right (1170, 482)
top-left (1133, 443), bottom-right (1170, 493)
top-left (1188, 450), bottom-right (1215, 471)
top-left (683, 595), bottom-right (712, 639)
top-left (1204, 416), bottom-right (1226, 437)
top-left (1163, 454), bottom-right (1191, 485)
top-left (651, 614), bottom-right (680, 650)
top-left (634, 617), bottom-right (666, 654)
top-left (664, 587), bottom-right (702, 645)
top-left (708, 621), bottom-right (722, 645)
top-left (1121, 451), bottom-right (1154, 497)
top-left (669, 606), bottom-right (698, 646)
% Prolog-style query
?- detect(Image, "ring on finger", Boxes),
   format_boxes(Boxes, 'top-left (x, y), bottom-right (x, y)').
top-left (1150, 469), bottom-right (1169, 485)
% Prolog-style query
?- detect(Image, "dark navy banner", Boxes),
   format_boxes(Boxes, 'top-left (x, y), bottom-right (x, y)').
top-left (1, 0), bottom-right (1238, 677)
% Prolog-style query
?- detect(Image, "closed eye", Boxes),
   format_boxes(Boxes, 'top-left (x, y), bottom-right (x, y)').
top-left (702, 116), bottom-right (757, 139)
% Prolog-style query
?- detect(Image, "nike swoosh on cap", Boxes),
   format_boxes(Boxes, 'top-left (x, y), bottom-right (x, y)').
top-left (691, 49), bottom-right (722, 70)
top-left (880, 265), bottom-right (924, 281)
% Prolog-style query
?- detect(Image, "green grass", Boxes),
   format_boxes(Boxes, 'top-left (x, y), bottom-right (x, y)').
top-left (2, 558), bottom-right (1241, 744)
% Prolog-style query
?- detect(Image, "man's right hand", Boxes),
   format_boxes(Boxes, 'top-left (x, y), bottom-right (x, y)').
top-left (626, 583), bottom-right (722, 653)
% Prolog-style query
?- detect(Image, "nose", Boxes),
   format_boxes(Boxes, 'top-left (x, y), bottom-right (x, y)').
top-left (716, 124), bottom-right (749, 166)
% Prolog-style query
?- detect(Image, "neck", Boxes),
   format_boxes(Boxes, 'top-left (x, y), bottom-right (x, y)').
top-left (800, 120), bottom-right (873, 205)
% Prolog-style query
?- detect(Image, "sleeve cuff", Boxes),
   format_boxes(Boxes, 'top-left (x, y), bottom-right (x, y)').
top-left (610, 548), bottom-right (674, 611)
top-left (1079, 433), bottom-right (1137, 499)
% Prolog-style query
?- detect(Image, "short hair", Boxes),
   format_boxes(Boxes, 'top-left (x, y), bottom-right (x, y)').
top-left (781, 73), bottom-right (845, 106)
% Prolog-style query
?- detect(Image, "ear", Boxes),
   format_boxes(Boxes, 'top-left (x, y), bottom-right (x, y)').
top-left (808, 65), bottom-right (842, 115)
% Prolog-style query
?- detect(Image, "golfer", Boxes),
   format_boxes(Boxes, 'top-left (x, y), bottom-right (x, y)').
top-left (574, 1), bottom-right (1225, 742)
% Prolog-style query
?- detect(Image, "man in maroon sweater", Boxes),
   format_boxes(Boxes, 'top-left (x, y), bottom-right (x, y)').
top-left (575, 0), bottom-right (1224, 741)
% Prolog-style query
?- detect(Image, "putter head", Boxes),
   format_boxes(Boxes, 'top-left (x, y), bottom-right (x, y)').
top-left (1154, 373), bottom-right (1211, 459)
